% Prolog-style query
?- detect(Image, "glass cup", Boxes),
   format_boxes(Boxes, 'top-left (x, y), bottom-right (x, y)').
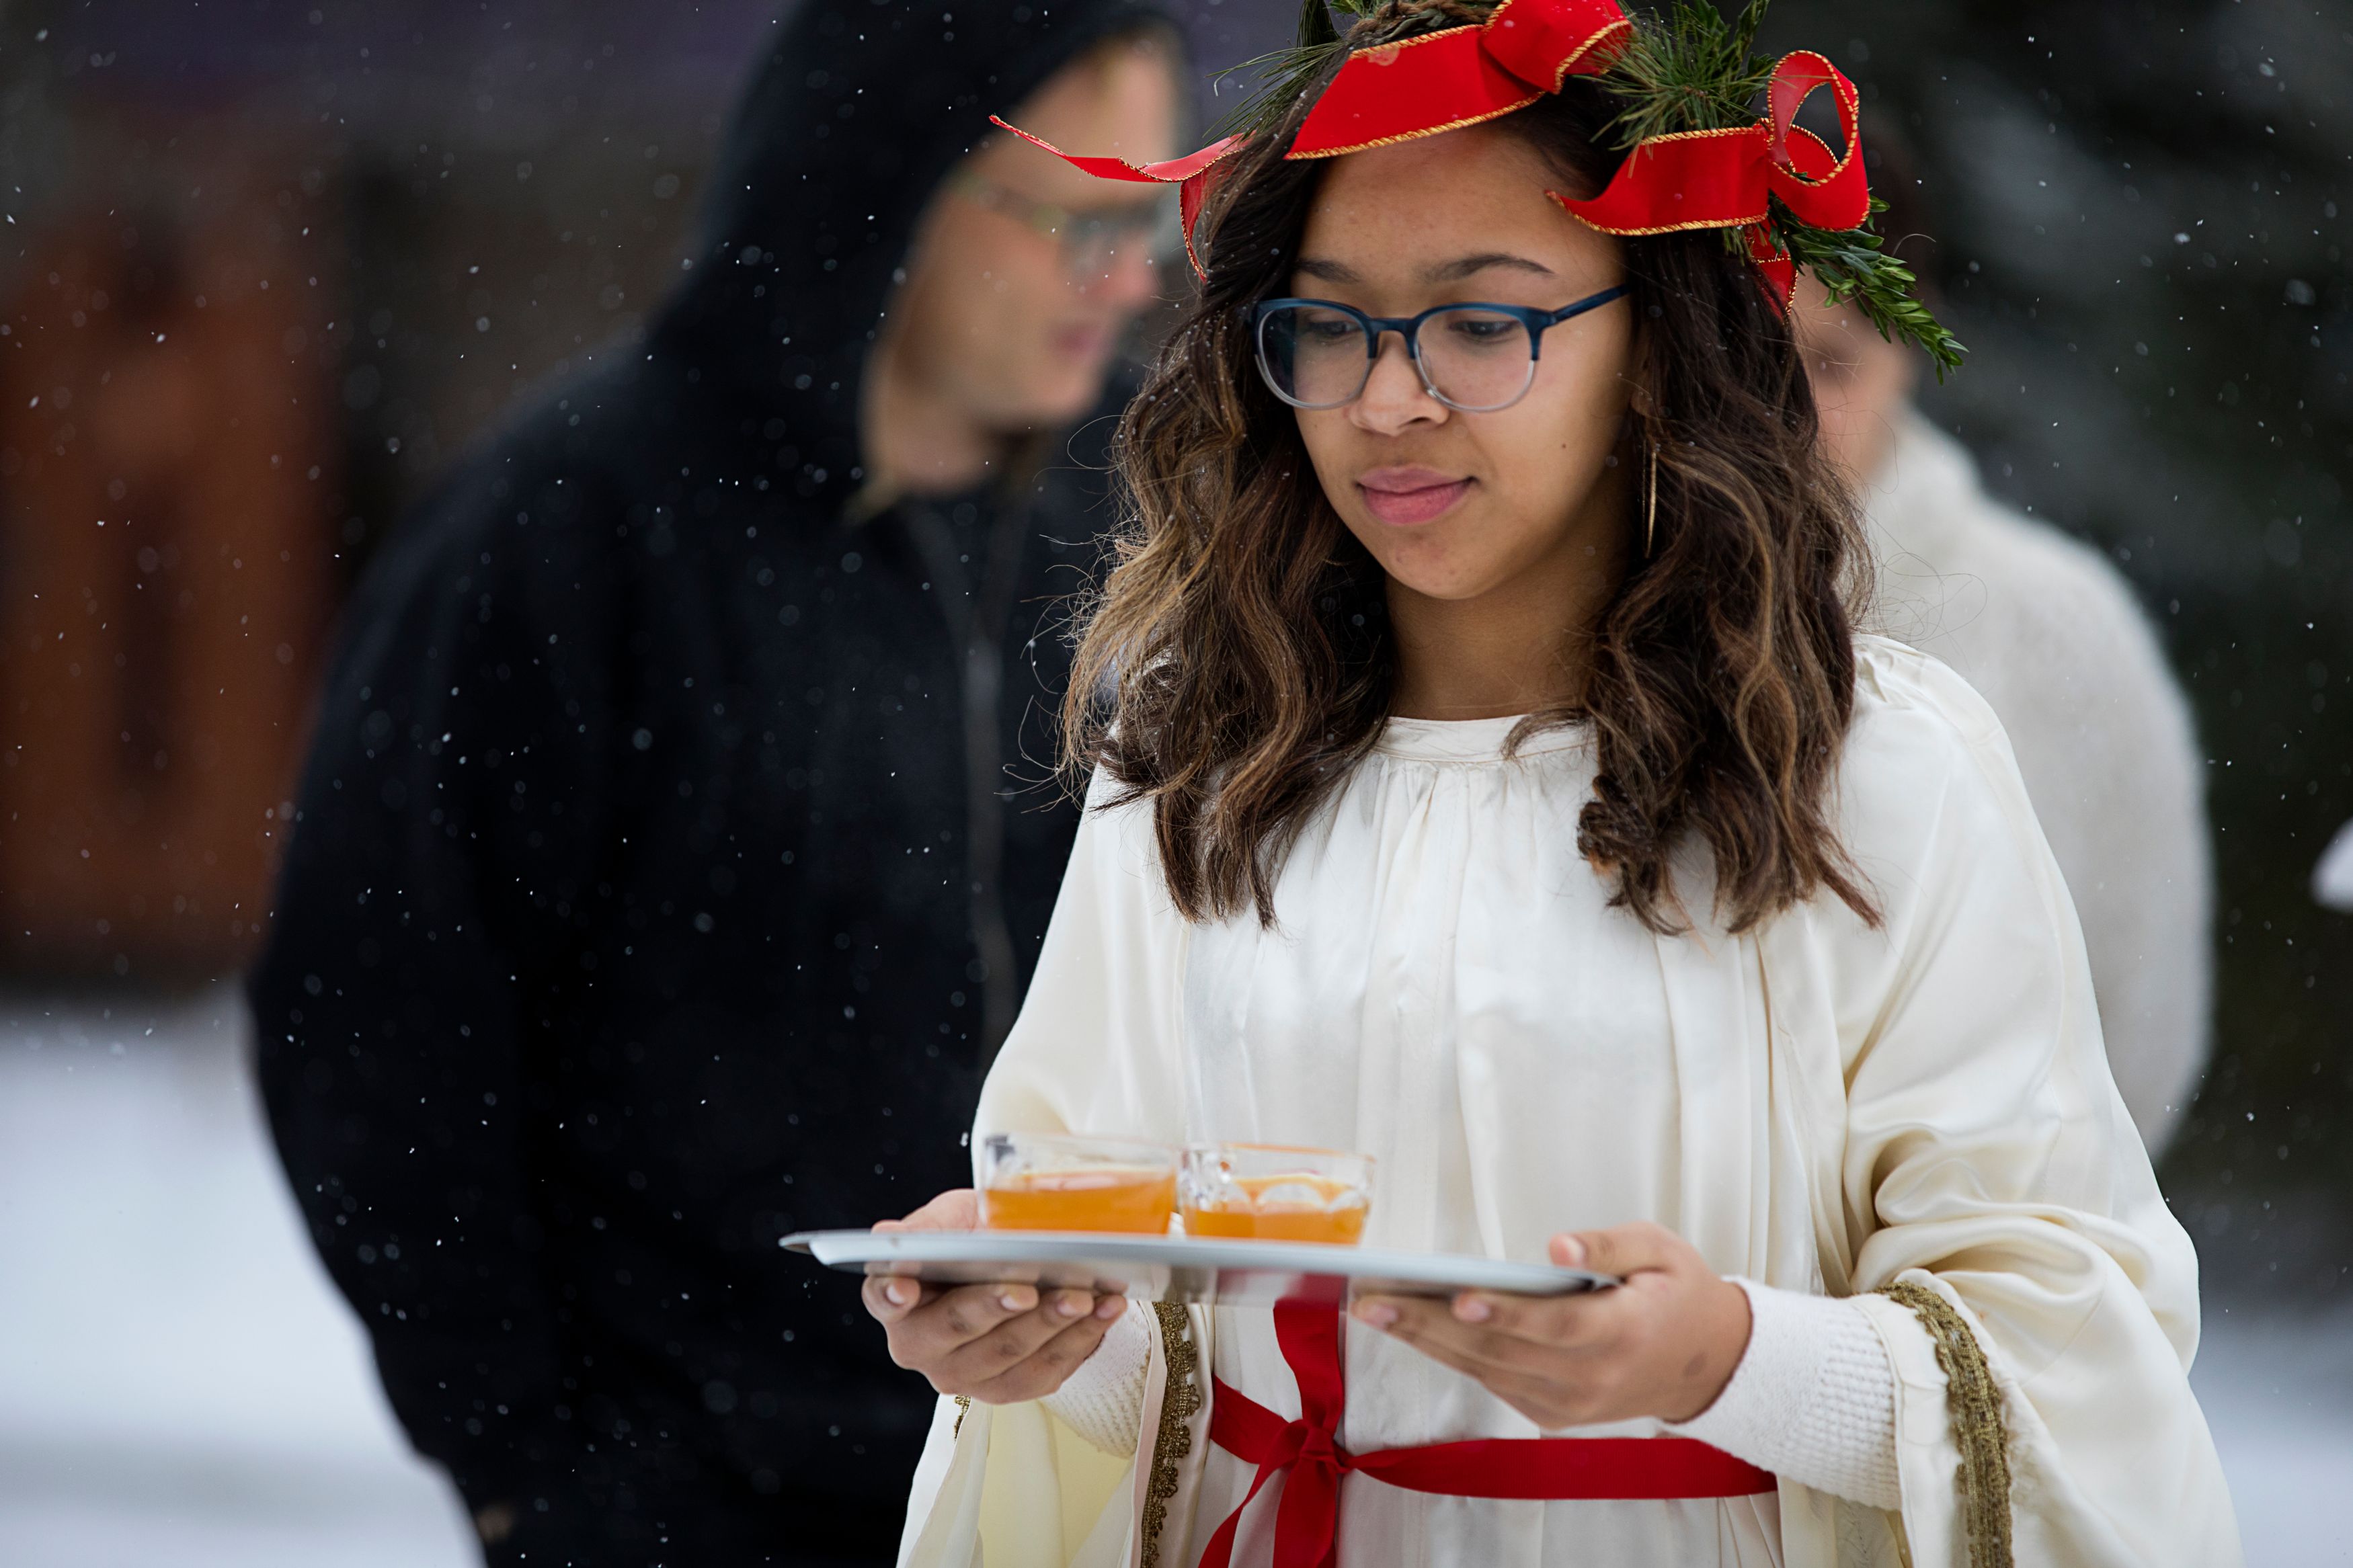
top-left (1179, 1143), bottom-right (1374, 1245)
top-left (977, 1132), bottom-right (1180, 1235)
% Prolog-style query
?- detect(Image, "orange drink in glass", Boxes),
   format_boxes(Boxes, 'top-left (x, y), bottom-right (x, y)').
top-left (977, 1132), bottom-right (1179, 1234)
top-left (1180, 1143), bottom-right (1373, 1245)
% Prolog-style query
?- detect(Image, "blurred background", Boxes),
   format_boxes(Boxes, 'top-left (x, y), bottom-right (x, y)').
top-left (0, 0), bottom-right (2345, 1563)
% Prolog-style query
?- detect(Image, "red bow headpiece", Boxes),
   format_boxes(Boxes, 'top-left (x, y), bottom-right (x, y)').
top-left (994, 0), bottom-right (1885, 321)
top-left (1556, 46), bottom-right (1868, 308)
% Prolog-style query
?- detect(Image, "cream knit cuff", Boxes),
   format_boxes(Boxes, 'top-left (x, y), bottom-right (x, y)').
top-left (1668, 1277), bottom-right (1901, 1510)
top-left (1038, 1298), bottom-right (1154, 1456)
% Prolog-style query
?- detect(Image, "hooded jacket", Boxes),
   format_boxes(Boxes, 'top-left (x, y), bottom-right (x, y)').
top-left (249, 0), bottom-right (1173, 1560)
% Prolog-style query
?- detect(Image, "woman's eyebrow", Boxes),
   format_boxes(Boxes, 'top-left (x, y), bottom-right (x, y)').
top-left (1293, 257), bottom-right (1362, 283)
top-left (1293, 253), bottom-right (1557, 286)
top-left (1424, 252), bottom-right (1557, 282)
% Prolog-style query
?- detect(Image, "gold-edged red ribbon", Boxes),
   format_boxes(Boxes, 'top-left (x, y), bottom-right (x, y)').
top-left (1199, 1303), bottom-right (1776, 1568)
top-left (988, 117), bottom-right (1246, 280)
top-left (1554, 49), bottom-right (1869, 309)
top-left (992, 0), bottom-right (1628, 278)
top-left (1285, 0), bottom-right (1632, 159)
top-left (992, 15), bottom-right (1870, 308)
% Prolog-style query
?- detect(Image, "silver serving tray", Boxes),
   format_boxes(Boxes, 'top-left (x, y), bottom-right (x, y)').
top-left (779, 1229), bottom-right (1616, 1307)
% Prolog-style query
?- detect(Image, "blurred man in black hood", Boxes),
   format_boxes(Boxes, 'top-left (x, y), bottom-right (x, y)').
top-left (248, 2), bottom-right (1181, 1562)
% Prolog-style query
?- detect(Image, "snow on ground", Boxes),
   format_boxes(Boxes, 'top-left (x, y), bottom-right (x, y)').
top-left (2192, 1297), bottom-right (2353, 1565)
top-left (0, 988), bottom-right (2346, 1565)
top-left (0, 989), bottom-right (476, 1568)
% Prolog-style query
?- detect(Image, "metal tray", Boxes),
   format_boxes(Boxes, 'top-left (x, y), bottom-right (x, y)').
top-left (779, 1229), bottom-right (1616, 1307)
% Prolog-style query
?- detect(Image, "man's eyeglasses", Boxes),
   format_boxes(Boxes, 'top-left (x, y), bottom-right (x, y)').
top-left (949, 171), bottom-right (1175, 279)
top-left (1249, 286), bottom-right (1632, 413)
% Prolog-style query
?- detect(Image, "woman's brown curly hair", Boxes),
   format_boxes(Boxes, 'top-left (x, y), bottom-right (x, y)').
top-left (1060, 29), bottom-right (1878, 936)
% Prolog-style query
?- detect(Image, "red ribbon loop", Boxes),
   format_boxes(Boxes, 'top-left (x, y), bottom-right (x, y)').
top-left (1287, 0), bottom-right (1632, 159)
top-left (1552, 49), bottom-right (1864, 312)
top-left (1197, 1301), bottom-right (1775, 1568)
top-left (1559, 51), bottom-right (1864, 239)
top-left (1763, 50), bottom-right (1867, 231)
top-left (1480, 0), bottom-right (1638, 92)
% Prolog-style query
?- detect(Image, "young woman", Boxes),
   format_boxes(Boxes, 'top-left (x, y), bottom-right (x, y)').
top-left (865, 2), bottom-right (2239, 1563)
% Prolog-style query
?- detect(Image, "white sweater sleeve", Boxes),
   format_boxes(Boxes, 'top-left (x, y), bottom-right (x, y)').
top-left (1667, 1278), bottom-right (1901, 1510)
top-left (1037, 1300), bottom-right (1154, 1456)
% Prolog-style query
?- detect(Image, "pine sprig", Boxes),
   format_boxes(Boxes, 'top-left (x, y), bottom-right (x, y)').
top-left (1212, 36), bottom-right (1349, 138)
top-left (1301, 0), bottom-right (1346, 48)
top-left (1768, 198), bottom-right (1968, 378)
top-left (1213, 0), bottom-right (1351, 138)
top-left (1726, 0), bottom-right (1768, 60)
top-left (1598, 0), bottom-right (1774, 149)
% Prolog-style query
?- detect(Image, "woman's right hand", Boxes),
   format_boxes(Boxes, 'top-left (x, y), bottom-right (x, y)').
top-left (862, 1187), bottom-right (1128, 1403)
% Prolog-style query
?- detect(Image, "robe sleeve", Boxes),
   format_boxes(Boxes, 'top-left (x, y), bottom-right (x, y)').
top-left (898, 773), bottom-right (1192, 1567)
top-left (973, 770), bottom-right (1192, 1149)
top-left (1825, 640), bottom-right (2239, 1567)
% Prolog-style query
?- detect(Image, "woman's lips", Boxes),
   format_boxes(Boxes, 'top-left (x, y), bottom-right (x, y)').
top-left (1356, 468), bottom-right (1473, 526)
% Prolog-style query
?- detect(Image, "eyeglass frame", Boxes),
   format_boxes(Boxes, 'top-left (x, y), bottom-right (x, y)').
top-left (1248, 284), bottom-right (1633, 413)
top-left (947, 169), bottom-right (1176, 275)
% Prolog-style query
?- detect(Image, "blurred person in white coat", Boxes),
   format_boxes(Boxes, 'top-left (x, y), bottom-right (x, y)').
top-left (2317, 819), bottom-right (2353, 910)
top-left (1794, 159), bottom-right (2211, 1158)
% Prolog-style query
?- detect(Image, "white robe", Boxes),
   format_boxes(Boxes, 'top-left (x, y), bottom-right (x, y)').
top-left (897, 637), bottom-right (2239, 1568)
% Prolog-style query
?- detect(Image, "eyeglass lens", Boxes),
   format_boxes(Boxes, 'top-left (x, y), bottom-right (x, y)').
top-left (956, 173), bottom-right (1170, 280)
top-left (1255, 306), bottom-right (1542, 413)
top-left (1062, 205), bottom-right (1172, 278)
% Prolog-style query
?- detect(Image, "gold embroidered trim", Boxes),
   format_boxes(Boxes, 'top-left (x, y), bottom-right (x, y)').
top-left (1141, 1304), bottom-right (1203, 1568)
top-left (1878, 1282), bottom-right (2013, 1568)
top-left (952, 1394), bottom-right (971, 1438)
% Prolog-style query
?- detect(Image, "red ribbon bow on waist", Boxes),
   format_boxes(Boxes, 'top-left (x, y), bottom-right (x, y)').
top-left (1554, 49), bottom-right (1869, 308)
top-left (1199, 1302), bottom-right (1775, 1568)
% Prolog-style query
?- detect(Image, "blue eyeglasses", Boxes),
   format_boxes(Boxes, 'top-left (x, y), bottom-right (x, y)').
top-left (1250, 284), bottom-right (1631, 413)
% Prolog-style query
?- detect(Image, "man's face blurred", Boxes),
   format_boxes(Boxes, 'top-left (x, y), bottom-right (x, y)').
top-left (1791, 274), bottom-right (1918, 485)
top-left (886, 39), bottom-right (1179, 434)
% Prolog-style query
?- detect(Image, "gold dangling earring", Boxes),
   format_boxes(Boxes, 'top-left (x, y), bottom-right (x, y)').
top-left (1643, 438), bottom-right (1659, 560)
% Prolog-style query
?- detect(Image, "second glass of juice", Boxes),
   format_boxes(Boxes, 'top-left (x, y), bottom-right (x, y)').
top-left (1180, 1143), bottom-right (1374, 1245)
top-left (977, 1132), bottom-right (1179, 1234)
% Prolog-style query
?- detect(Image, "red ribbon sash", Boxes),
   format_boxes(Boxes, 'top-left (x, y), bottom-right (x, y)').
top-left (1198, 1303), bottom-right (1775, 1568)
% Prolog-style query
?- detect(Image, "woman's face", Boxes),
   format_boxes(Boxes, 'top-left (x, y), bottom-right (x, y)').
top-left (1287, 126), bottom-right (1636, 607)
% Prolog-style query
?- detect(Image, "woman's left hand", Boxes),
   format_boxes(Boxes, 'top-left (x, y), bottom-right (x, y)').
top-left (1352, 1221), bottom-right (1751, 1429)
